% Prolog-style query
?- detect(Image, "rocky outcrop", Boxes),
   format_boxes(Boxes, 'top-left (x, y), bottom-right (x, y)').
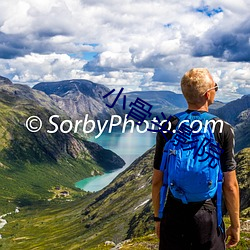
top-left (209, 95), bottom-right (250, 152)
top-left (234, 109), bottom-right (250, 152)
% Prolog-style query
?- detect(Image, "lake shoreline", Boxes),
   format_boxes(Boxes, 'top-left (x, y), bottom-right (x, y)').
top-left (75, 130), bottom-right (156, 192)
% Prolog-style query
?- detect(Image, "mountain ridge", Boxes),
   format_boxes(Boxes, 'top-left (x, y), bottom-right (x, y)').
top-left (0, 76), bottom-right (12, 85)
top-left (213, 94), bottom-right (250, 125)
top-left (33, 79), bottom-right (124, 122)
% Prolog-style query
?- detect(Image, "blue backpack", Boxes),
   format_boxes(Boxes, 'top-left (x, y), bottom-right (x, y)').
top-left (158, 111), bottom-right (223, 229)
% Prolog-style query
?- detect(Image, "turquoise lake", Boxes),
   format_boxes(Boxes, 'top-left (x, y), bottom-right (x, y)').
top-left (75, 130), bottom-right (156, 192)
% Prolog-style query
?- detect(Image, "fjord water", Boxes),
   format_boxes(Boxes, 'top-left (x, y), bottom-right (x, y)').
top-left (75, 130), bottom-right (156, 192)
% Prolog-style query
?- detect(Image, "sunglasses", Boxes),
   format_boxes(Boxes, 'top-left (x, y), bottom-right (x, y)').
top-left (203, 83), bottom-right (218, 95)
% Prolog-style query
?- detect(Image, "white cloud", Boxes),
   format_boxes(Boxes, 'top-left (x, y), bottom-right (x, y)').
top-left (0, 0), bottom-right (249, 101)
top-left (0, 53), bottom-right (87, 85)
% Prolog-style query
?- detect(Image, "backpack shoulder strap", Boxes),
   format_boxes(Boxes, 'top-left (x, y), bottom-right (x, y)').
top-left (173, 111), bottom-right (189, 124)
top-left (201, 112), bottom-right (217, 120)
top-left (174, 111), bottom-right (217, 122)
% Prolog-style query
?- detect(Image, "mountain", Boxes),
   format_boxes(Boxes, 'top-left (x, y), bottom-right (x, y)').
top-left (0, 76), bottom-right (12, 85)
top-left (78, 147), bottom-right (250, 248)
top-left (211, 94), bottom-right (250, 152)
top-left (0, 79), bottom-right (125, 212)
top-left (234, 108), bottom-right (250, 152)
top-left (209, 100), bottom-right (225, 110)
top-left (0, 77), bottom-right (248, 249)
top-left (118, 90), bottom-right (186, 119)
top-left (0, 147), bottom-right (155, 249)
top-left (33, 79), bottom-right (124, 122)
top-left (120, 90), bottom-right (187, 110)
top-left (212, 94), bottom-right (250, 126)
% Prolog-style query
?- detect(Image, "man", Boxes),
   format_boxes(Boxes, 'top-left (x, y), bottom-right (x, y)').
top-left (152, 68), bottom-right (240, 249)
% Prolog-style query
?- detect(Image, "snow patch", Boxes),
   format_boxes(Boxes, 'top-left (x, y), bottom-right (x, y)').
top-left (0, 208), bottom-right (20, 238)
top-left (0, 219), bottom-right (7, 229)
top-left (134, 199), bottom-right (150, 210)
top-left (138, 185), bottom-right (145, 190)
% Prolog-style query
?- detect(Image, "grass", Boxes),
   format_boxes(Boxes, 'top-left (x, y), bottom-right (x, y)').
top-left (0, 198), bottom-right (90, 250)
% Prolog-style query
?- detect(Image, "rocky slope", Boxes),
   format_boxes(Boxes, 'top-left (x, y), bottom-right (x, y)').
top-left (234, 108), bottom-right (250, 152)
top-left (33, 79), bottom-right (124, 122)
top-left (213, 94), bottom-right (250, 126)
top-left (209, 94), bottom-right (250, 152)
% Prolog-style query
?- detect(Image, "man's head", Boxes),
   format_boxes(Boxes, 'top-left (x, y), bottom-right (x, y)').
top-left (181, 68), bottom-right (217, 106)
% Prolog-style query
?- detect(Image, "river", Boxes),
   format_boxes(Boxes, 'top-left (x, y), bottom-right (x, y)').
top-left (75, 129), bottom-right (156, 192)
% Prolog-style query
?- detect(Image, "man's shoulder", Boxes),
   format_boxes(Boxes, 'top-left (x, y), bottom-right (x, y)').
top-left (210, 116), bottom-right (234, 134)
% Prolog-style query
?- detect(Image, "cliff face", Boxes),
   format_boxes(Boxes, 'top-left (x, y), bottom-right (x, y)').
top-left (33, 79), bottom-right (124, 122)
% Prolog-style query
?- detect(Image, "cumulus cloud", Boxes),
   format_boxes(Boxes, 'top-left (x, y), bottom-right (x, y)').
top-left (0, 0), bottom-right (249, 101)
top-left (0, 53), bottom-right (87, 86)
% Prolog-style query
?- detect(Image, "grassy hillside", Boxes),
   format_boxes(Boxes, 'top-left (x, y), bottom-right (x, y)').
top-left (1, 147), bottom-right (249, 249)
top-left (235, 147), bottom-right (250, 213)
top-left (0, 148), bottom-right (155, 249)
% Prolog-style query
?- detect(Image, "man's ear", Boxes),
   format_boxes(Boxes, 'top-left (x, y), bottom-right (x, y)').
top-left (204, 92), bottom-right (209, 100)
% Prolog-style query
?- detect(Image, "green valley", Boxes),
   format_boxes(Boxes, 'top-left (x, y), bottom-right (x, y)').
top-left (0, 82), bottom-right (124, 214)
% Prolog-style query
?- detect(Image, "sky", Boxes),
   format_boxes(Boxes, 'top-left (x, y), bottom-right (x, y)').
top-left (0, 0), bottom-right (249, 102)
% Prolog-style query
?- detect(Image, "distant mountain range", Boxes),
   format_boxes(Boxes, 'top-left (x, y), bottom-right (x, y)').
top-left (119, 90), bottom-right (187, 116)
top-left (212, 94), bottom-right (250, 126)
top-left (118, 90), bottom-right (225, 117)
top-left (32, 81), bottom-right (225, 124)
